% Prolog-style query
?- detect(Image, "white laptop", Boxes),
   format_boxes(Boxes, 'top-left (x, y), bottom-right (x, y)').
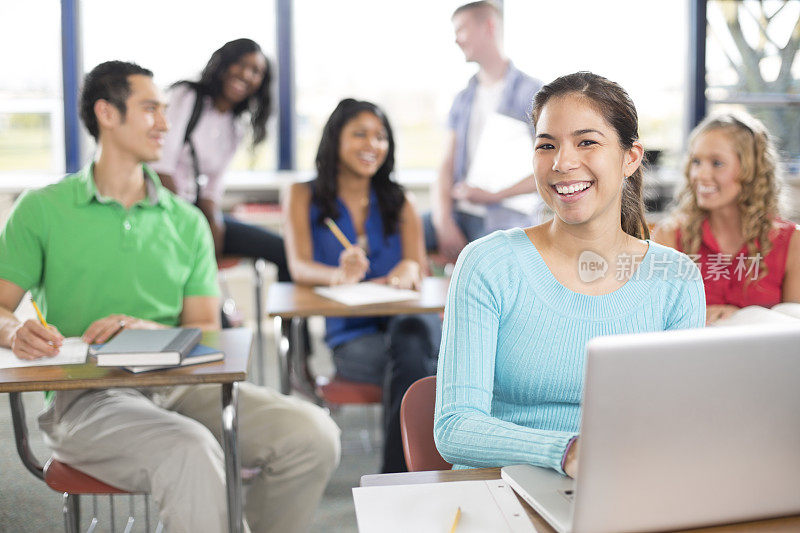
top-left (501, 324), bottom-right (800, 533)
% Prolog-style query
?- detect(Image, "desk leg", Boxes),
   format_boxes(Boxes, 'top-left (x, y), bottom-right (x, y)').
top-left (253, 258), bottom-right (266, 387)
top-left (221, 382), bottom-right (243, 533)
top-left (290, 317), bottom-right (324, 406)
top-left (274, 316), bottom-right (292, 395)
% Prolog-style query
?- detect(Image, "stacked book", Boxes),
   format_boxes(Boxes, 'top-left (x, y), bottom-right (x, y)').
top-left (94, 328), bottom-right (223, 373)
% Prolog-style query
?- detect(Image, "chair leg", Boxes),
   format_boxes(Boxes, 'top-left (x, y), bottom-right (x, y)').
top-left (62, 493), bottom-right (79, 533)
top-left (145, 494), bottom-right (150, 532)
top-left (109, 495), bottom-right (116, 533)
top-left (123, 494), bottom-right (135, 533)
top-left (87, 495), bottom-right (98, 533)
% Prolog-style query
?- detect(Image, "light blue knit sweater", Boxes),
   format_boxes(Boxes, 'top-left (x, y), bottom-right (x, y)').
top-left (434, 228), bottom-right (706, 473)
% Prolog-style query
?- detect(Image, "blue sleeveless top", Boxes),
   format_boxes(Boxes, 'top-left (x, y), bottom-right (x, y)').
top-left (309, 184), bottom-right (403, 347)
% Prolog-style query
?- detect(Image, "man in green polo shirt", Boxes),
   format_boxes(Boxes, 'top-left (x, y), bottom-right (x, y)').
top-left (0, 61), bottom-right (339, 533)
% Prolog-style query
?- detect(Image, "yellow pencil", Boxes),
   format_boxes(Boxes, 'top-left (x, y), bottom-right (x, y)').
top-left (324, 217), bottom-right (354, 250)
top-left (30, 300), bottom-right (49, 329)
top-left (448, 506), bottom-right (461, 533)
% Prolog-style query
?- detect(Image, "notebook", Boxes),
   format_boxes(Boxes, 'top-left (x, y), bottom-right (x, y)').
top-left (352, 479), bottom-right (534, 533)
top-left (0, 337), bottom-right (88, 369)
top-left (123, 343), bottom-right (223, 373)
top-left (713, 303), bottom-right (800, 326)
top-left (94, 328), bottom-right (201, 367)
top-left (314, 282), bottom-right (419, 306)
top-left (460, 111), bottom-right (541, 218)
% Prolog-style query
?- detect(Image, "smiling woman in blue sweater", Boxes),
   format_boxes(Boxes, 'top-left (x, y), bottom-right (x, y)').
top-left (434, 72), bottom-right (706, 478)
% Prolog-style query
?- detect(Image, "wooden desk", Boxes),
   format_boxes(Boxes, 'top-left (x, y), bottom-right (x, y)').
top-left (2, 328), bottom-right (252, 533)
top-left (361, 468), bottom-right (800, 533)
top-left (266, 277), bottom-right (449, 398)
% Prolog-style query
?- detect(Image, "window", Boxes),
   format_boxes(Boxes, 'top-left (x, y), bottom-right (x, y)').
top-left (706, 0), bottom-right (800, 163)
top-left (505, 0), bottom-right (689, 168)
top-left (293, 0), bottom-right (469, 171)
top-left (80, 0), bottom-right (277, 170)
top-left (0, 1), bottom-right (64, 173)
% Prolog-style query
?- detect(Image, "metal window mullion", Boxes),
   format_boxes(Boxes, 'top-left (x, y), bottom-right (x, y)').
top-left (276, 0), bottom-right (295, 170)
top-left (61, 0), bottom-right (83, 173)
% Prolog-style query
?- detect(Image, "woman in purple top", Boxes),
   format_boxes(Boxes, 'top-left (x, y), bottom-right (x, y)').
top-left (151, 38), bottom-right (290, 282)
top-left (283, 99), bottom-right (440, 473)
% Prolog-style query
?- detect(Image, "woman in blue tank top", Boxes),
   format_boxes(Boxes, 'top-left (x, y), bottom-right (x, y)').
top-left (284, 99), bottom-right (440, 473)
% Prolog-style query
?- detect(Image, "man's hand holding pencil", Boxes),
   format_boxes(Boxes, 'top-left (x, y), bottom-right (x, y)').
top-left (9, 300), bottom-right (64, 360)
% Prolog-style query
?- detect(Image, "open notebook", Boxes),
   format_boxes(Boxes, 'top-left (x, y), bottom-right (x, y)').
top-left (353, 480), bottom-right (534, 533)
top-left (0, 337), bottom-right (88, 369)
top-left (314, 282), bottom-right (419, 306)
top-left (714, 303), bottom-right (800, 327)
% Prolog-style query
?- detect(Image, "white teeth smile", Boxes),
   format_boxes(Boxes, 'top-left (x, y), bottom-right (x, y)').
top-left (697, 185), bottom-right (718, 194)
top-left (555, 182), bottom-right (591, 195)
top-left (358, 153), bottom-right (377, 163)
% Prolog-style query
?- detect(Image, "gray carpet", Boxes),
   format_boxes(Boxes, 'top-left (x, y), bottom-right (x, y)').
top-left (0, 317), bottom-right (378, 532)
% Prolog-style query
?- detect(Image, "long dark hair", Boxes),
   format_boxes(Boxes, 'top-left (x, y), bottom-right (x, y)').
top-left (312, 98), bottom-right (404, 236)
top-left (531, 72), bottom-right (649, 240)
top-left (174, 38), bottom-right (271, 147)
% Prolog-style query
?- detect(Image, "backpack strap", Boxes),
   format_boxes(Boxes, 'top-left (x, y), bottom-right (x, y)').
top-left (183, 88), bottom-right (205, 206)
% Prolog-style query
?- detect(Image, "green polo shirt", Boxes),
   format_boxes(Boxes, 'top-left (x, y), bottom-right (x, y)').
top-left (0, 163), bottom-right (219, 339)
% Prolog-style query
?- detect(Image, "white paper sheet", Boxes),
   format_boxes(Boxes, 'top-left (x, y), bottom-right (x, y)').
top-left (352, 480), bottom-right (535, 533)
top-left (0, 337), bottom-right (88, 369)
top-left (462, 112), bottom-right (542, 217)
top-left (314, 282), bottom-right (419, 306)
top-left (713, 304), bottom-right (800, 327)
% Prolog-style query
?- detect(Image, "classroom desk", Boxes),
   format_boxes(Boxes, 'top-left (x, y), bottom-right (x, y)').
top-left (266, 277), bottom-right (449, 399)
top-left (1, 327), bottom-right (252, 533)
top-left (360, 468), bottom-right (800, 533)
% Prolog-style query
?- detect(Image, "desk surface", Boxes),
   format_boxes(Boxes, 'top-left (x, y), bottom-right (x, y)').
top-left (0, 328), bottom-right (251, 393)
top-left (266, 277), bottom-right (449, 318)
top-left (360, 468), bottom-right (800, 533)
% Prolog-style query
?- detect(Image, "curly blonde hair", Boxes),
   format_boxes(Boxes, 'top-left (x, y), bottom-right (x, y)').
top-left (671, 112), bottom-right (782, 280)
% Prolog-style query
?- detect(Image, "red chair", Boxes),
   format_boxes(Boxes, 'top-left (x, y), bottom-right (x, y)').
top-left (315, 375), bottom-right (383, 453)
top-left (316, 377), bottom-right (382, 405)
top-left (284, 317), bottom-right (383, 452)
top-left (10, 392), bottom-right (158, 532)
top-left (399, 376), bottom-right (451, 472)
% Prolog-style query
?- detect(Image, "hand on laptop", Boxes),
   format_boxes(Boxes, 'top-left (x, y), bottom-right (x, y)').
top-left (564, 437), bottom-right (580, 478)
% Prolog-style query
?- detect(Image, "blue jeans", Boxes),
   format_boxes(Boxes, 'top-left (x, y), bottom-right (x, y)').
top-left (332, 314), bottom-right (442, 473)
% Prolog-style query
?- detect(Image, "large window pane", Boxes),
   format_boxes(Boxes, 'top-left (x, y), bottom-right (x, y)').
top-left (294, 0), bottom-right (469, 171)
top-left (706, 0), bottom-right (800, 160)
top-left (0, 1), bottom-right (64, 173)
top-left (81, 0), bottom-right (277, 170)
top-left (505, 0), bottom-right (689, 169)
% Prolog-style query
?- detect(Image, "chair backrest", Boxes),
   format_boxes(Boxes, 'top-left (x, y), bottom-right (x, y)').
top-left (400, 376), bottom-right (451, 472)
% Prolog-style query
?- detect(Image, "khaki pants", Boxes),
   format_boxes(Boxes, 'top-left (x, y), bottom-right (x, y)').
top-left (39, 383), bottom-right (341, 533)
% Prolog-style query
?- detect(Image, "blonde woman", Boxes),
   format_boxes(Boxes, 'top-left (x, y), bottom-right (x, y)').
top-left (653, 113), bottom-right (800, 324)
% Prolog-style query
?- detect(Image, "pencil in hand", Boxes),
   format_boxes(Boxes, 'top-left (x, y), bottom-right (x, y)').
top-left (30, 298), bottom-right (62, 353)
top-left (30, 300), bottom-right (49, 329)
top-left (324, 217), bottom-right (353, 250)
